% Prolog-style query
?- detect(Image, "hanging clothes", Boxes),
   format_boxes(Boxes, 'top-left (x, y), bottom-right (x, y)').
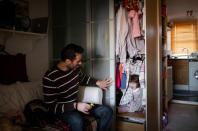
top-left (119, 64), bottom-right (123, 80)
top-left (128, 10), bottom-right (141, 38)
top-left (139, 60), bottom-right (145, 89)
top-left (122, 59), bottom-right (144, 88)
top-left (116, 62), bottom-right (121, 89)
top-left (135, 39), bottom-right (145, 53)
top-left (126, 17), bottom-right (139, 58)
top-left (116, 5), bottom-right (139, 63)
top-left (121, 73), bottom-right (127, 89)
top-left (142, 6), bottom-right (146, 32)
top-left (115, 0), bottom-right (146, 112)
top-left (115, 5), bottom-right (128, 63)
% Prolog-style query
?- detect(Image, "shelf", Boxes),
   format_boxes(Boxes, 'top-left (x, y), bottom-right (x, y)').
top-left (0, 28), bottom-right (47, 43)
top-left (117, 112), bottom-right (146, 121)
top-left (0, 28), bottom-right (47, 37)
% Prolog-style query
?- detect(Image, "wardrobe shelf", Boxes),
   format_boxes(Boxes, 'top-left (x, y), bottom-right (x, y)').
top-left (0, 28), bottom-right (47, 38)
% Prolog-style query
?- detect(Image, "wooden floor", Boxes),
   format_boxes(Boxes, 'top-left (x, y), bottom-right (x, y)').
top-left (164, 103), bottom-right (198, 131)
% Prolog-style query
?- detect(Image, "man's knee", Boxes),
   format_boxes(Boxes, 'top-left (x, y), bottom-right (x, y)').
top-left (97, 105), bottom-right (113, 118)
top-left (71, 115), bottom-right (83, 125)
top-left (62, 112), bottom-right (84, 126)
top-left (103, 106), bottom-right (113, 117)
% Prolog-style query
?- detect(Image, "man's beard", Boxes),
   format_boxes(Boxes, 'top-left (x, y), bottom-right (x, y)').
top-left (68, 64), bottom-right (80, 70)
top-left (74, 65), bottom-right (80, 69)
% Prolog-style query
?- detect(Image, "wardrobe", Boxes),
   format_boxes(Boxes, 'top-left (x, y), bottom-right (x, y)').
top-left (49, 0), bottom-right (162, 130)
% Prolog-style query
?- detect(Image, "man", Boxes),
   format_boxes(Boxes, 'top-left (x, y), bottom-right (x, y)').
top-left (43, 44), bottom-right (113, 131)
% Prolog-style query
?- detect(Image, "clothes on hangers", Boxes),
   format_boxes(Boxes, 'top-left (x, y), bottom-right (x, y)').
top-left (126, 17), bottom-right (139, 58)
top-left (116, 6), bottom-right (140, 63)
top-left (116, 5), bottom-right (128, 63)
top-left (135, 38), bottom-right (145, 53)
top-left (128, 10), bottom-right (141, 38)
top-left (139, 60), bottom-right (145, 89)
top-left (121, 73), bottom-right (127, 89)
top-left (122, 59), bottom-right (143, 88)
top-left (120, 64), bottom-right (123, 80)
top-left (115, 1), bottom-right (146, 63)
top-left (142, 6), bottom-right (146, 32)
top-left (116, 62), bottom-right (121, 89)
top-left (115, 0), bottom-right (146, 111)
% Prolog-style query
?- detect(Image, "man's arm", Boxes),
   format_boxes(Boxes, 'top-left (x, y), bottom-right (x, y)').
top-left (79, 69), bottom-right (97, 86)
top-left (79, 69), bottom-right (113, 90)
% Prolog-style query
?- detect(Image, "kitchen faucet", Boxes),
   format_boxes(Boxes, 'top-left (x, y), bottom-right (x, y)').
top-left (182, 48), bottom-right (189, 58)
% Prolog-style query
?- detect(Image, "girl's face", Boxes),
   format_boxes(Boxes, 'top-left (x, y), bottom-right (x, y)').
top-left (129, 82), bottom-right (137, 89)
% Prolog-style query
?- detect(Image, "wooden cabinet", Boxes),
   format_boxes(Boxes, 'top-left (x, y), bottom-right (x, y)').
top-left (168, 59), bottom-right (189, 85)
top-left (116, 112), bottom-right (146, 131)
top-left (116, 120), bottom-right (145, 131)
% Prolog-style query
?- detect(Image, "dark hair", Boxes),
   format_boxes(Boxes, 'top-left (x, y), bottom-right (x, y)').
top-left (61, 43), bottom-right (84, 61)
top-left (129, 75), bottom-right (140, 88)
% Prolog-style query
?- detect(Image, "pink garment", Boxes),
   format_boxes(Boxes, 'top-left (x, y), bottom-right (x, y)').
top-left (126, 17), bottom-right (138, 58)
top-left (128, 10), bottom-right (141, 38)
top-left (116, 62), bottom-right (121, 89)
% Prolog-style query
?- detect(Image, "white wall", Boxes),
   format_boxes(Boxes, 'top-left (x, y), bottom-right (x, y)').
top-left (5, 37), bottom-right (49, 81)
top-left (167, 0), bottom-right (198, 54)
top-left (0, 0), bottom-right (49, 81)
top-left (167, 0), bottom-right (198, 21)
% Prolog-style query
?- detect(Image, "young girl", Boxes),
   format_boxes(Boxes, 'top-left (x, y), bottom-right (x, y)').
top-left (118, 74), bottom-right (142, 113)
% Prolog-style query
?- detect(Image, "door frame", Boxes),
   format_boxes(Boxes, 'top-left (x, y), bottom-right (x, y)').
top-left (146, 0), bottom-right (162, 130)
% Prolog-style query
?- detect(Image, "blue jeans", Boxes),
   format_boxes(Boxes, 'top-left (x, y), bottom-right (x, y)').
top-left (60, 105), bottom-right (113, 131)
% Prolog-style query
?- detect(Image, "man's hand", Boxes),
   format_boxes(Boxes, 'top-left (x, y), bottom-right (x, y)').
top-left (96, 78), bottom-right (113, 90)
top-left (75, 102), bottom-right (92, 114)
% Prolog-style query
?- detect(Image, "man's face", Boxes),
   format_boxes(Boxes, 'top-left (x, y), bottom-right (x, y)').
top-left (65, 53), bottom-right (83, 70)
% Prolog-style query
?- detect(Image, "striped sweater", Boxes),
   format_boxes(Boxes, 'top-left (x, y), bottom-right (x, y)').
top-left (42, 66), bottom-right (97, 114)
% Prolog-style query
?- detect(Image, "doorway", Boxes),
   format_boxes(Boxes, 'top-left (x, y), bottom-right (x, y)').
top-left (164, 0), bottom-right (198, 130)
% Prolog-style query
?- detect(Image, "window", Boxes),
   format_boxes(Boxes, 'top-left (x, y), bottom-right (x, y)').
top-left (171, 20), bottom-right (198, 54)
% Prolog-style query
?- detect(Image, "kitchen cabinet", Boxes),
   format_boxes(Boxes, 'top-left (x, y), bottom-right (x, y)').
top-left (168, 59), bottom-right (189, 85)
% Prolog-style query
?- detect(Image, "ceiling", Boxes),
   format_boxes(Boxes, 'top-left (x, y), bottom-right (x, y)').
top-left (167, 0), bottom-right (198, 21)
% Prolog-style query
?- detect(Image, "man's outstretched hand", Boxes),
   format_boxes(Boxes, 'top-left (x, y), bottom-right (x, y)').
top-left (96, 78), bottom-right (113, 90)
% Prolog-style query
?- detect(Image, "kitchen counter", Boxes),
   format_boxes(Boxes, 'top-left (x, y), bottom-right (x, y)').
top-left (168, 58), bottom-right (198, 91)
top-left (169, 58), bottom-right (198, 61)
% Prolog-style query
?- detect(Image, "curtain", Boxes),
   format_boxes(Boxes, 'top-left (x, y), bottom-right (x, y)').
top-left (171, 20), bottom-right (198, 54)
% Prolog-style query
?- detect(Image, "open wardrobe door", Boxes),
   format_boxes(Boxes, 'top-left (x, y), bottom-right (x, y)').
top-left (90, 0), bottom-right (115, 107)
top-left (89, 0), bottom-right (116, 129)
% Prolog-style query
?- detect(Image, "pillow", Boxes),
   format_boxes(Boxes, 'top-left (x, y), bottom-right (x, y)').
top-left (0, 54), bottom-right (28, 85)
top-left (78, 86), bottom-right (103, 105)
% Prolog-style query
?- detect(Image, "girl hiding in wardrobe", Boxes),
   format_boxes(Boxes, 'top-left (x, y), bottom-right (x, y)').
top-left (117, 74), bottom-right (142, 113)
